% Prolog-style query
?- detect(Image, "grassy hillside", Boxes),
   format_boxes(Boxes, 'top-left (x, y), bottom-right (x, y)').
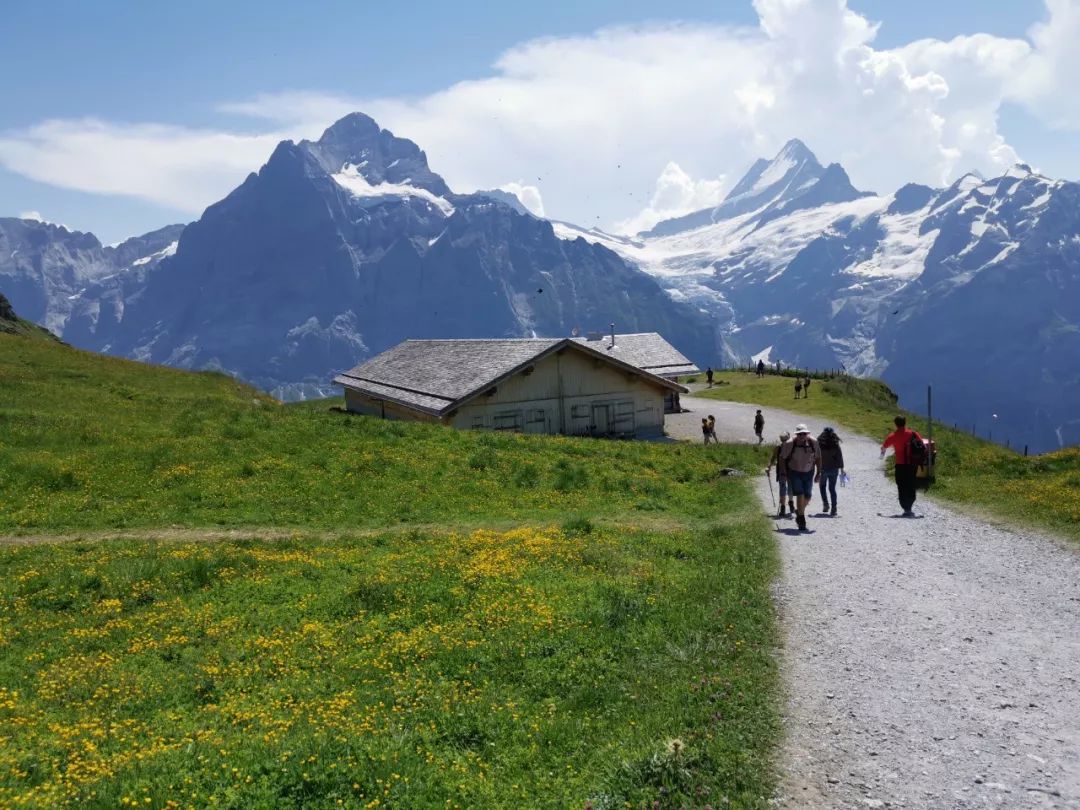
top-left (0, 293), bottom-right (58, 341)
top-left (1, 334), bottom-right (763, 534)
top-left (0, 334), bottom-right (780, 808)
top-left (698, 371), bottom-right (1080, 541)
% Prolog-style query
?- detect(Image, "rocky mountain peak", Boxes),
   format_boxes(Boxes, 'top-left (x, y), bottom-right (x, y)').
top-left (300, 112), bottom-right (451, 197)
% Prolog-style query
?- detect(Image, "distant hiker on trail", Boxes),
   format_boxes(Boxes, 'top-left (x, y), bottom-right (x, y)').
top-left (753, 410), bottom-right (765, 444)
top-left (803, 377), bottom-right (812, 398)
top-left (701, 418), bottom-right (711, 445)
top-left (767, 431), bottom-right (794, 518)
top-left (779, 424), bottom-right (821, 531)
top-left (880, 415), bottom-right (926, 516)
top-left (706, 366), bottom-right (714, 387)
top-left (794, 379), bottom-right (803, 399)
top-left (817, 427), bottom-right (844, 516)
top-left (756, 359), bottom-right (766, 377)
top-left (706, 414), bottom-right (718, 443)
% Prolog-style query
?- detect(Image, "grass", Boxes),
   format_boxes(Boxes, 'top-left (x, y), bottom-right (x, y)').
top-left (0, 334), bottom-right (781, 808)
top-left (697, 371), bottom-right (1080, 541)
top-left (0, 334), bottom-right (764, 534)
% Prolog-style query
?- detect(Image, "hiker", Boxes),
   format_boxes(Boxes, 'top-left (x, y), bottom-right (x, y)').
top-left (706, 414), bottom-right (718, 443)
top-left (701, 418), bottom-right (711, 445)
top-left (767, 431), bottom-right (794, 517)
top-left (706, 366), bottom-right (714, 387)
top-left (753, 409), bottom-right (765, 444)
top-left (794, 379), bottom-right (803, 399)
top-left (817, 427), bottom-right (844, 516)
top-left (803, 377), bottom-right (811, 398)
top-left (756, 359), bottom-right (765, 377)
top-left (880, 415), bottom-right (926, 516)
top-left (779, 424), bottom-right (821, 531)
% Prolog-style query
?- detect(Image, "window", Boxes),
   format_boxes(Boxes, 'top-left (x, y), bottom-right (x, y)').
top-left (570, 404), bottom-right (590, 419)
top-left (527, 409), bottom-right (546, 424)
top-left (471, 416), bottom-right (485, 429)
top-left (492, 410), bottom-right (523, 431)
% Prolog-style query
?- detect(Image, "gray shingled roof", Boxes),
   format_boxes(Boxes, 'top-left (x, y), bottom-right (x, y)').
top-left (334, 339), bottom-right (562, 415)
top-left (334, 336), bottom-right (686, 417)
top-left (571, 332), bottom-right (700, 377)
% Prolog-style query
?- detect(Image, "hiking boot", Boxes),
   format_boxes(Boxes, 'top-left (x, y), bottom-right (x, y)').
top-left (788, 500), bottom-right (795, 513)
top-left (830, 506), bottom-right (837, 517)
top-left (903, 509), bottom-right (915, 517)
top-left (821, 500), bottom-right (830, 513)
top-left (796, 514), bottom-right (807, 531)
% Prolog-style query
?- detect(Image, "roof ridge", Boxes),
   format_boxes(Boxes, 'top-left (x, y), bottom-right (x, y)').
top-left (404, 337), bottom-right (561, 344)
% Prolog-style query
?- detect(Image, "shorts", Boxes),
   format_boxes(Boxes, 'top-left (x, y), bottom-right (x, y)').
top-left (788, 470), bottom-right (815, 497)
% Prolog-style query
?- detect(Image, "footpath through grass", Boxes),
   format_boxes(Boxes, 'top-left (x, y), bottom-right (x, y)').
top-left (0, 334), bottom-right (780, 808)
top-left (697, 371), bottom-right (1080, 541)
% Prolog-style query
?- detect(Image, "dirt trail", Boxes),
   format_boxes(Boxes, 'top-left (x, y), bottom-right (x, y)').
top-left (674, 392), bottom-right (1080, 808)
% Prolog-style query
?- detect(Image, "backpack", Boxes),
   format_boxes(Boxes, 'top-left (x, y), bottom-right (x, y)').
top-left (908, 433), bottom-right (928, 467)
top-left (781, 438), bottom-right (817, 473)
top-left (818, 428), bottom-right (838, 449)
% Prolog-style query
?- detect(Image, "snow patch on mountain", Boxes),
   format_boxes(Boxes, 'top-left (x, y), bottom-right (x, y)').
top-left (332, 163), bottom-right (455, 216)
top-left (131, 240), bottom-right (178, 267)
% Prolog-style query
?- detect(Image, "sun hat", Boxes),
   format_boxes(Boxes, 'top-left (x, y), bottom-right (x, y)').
top-left (794, 424), bottom-right (810, 433)
top-left (779, 431), bottom-right (791, 441)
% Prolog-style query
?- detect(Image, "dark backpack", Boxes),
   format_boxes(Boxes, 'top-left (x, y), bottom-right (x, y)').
top-left (908, 433), bottom-right (928, 466)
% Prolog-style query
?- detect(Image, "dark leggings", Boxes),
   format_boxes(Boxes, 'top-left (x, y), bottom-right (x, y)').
top-left (895, 464), bottom-right (917, 511)
top-left (819, 468), bottom-right (839, 508)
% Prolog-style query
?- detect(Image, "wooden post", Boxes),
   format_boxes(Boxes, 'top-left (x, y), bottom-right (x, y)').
top-left (1024, 445), bottom-right (1028, 457)
top-left (927, 385), bottom-right (934, 483)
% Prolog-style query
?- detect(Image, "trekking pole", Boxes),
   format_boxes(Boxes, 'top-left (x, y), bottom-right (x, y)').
top-left (766, 469), bottom-right (776, 510)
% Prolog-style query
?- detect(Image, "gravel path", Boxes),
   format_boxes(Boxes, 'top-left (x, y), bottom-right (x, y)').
top-left (671, 392), bottom-right (1080, 808)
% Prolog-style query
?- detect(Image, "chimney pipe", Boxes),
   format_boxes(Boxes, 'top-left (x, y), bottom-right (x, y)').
top-left (609, 323), bottom-right (615, 348)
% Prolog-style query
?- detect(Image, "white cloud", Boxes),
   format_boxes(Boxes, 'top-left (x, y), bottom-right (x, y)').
top-left (0, 119), bottom-right (288, 213)
top-left (1009, 0), bottom-right (1080, 129)
top-left (1, 0), bottom-right (1079, 230)
top-left (614, 162), bottom-right (726, 235)
top-left (498, 182), bottom-right (545, 217)
top-left (17, 210), bottom-right (68, 229)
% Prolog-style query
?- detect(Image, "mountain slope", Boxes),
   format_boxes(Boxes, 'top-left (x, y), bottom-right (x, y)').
top-left (563, 147), bottom-right (1080, 452)
top-left (66, 113), bottom-right (716, 398)
top-left (0, 218), bottom-right (184, 336)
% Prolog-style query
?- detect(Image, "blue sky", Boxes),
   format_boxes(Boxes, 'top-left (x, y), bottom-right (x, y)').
top-left (2, 0), bottom-right (1075, 243)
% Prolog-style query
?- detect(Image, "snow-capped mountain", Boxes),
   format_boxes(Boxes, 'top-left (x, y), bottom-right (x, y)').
top-left (559, 141), bottom-right (1080, 452)
top-left (5, 113), bottom-right (716, 399)
top-left (4, 124), bottom-right (1077, 451)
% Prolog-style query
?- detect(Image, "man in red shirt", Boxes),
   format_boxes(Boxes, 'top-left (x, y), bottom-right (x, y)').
top-left (880, 415), bottom-right (923, 516)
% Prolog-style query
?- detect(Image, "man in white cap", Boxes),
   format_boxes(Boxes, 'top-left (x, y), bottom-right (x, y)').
top-left (779, 424), bottom-right (822, 531)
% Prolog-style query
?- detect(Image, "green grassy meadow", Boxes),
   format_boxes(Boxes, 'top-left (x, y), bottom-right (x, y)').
top-left (0, 334), bottom-right (780, 808)
top-left (698, 371), bottom-right (1080, 541)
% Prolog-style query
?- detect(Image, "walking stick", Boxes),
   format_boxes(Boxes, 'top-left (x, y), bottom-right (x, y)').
top-left (765, 470), bottom-right (780, 531)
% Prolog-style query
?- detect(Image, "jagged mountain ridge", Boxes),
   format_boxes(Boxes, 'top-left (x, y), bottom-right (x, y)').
top-left (560, 142), bottom-right (1080, 452)
top-left (6, 113), bottom-right (717, 399)
top-left (3, 126), bottom-right (1077, 450)
top-left (0, 219), bottom-right (184, 336)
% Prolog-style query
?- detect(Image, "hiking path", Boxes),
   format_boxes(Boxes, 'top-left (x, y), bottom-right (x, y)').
top-left (669, 391), bottom-right (1080, 809)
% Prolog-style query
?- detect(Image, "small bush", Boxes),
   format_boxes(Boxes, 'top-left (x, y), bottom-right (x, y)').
top-left (553, 459), bottom-right (588, 491)
top-left (562, 515), bottom-right (594, 535)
